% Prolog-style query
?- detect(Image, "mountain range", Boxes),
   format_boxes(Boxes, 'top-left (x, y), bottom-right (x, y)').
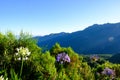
top-left (35, 22), bottom-right (120, 54)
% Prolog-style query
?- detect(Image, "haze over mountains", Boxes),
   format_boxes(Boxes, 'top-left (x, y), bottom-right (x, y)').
top-left (35, 22), bottom-right (120, 54)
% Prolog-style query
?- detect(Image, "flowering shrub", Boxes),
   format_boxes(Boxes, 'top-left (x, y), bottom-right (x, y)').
top-left (56, 52), bottom-right (70, 64)
top-left (1, 32), bottom-right (120, 80)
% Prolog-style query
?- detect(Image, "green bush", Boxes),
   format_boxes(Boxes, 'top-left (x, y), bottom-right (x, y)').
top-left (0, 31), bottom-right (120, 80)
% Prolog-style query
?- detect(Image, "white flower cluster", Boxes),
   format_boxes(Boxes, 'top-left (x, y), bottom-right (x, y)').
top-left (15, 47), bottom-right (31, 60)
top-left (0, 75), bottom-right (8, 80)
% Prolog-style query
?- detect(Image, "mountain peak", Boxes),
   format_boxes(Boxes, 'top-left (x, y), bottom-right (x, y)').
top-left (36, 22), bottom-right (120, 54)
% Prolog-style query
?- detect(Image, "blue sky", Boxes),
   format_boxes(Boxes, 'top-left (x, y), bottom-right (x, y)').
top-left (0, 0), bottom-right (120, 35)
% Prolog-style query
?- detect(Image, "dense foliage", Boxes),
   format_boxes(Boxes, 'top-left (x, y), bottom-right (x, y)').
top-left (0, 32), bottom-right (120, 80)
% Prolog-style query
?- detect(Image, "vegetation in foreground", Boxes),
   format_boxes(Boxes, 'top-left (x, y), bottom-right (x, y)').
top-left (0, 32), bottom-right (120, 80)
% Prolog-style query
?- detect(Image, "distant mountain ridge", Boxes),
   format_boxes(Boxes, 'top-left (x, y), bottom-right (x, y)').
top-left (34, 22), bottom-right (120, 54)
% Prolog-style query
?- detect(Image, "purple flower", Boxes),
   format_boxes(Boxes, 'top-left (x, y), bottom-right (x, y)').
top-left (64, 54), bottom-right (70, 62)
top-left (56, 52), bottom-right (70, 64)
top-left (102, 67), bottom-right (115, 76)
top-left (90, 55), bottom-right (99, 61)
top-left (56, 53), bottom-right (62, 62)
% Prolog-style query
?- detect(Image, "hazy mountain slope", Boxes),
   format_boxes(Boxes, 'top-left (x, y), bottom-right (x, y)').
top-left (109, 53), bottom-right (120, 63)
top-left (35, 22), bottom-right (120, 54)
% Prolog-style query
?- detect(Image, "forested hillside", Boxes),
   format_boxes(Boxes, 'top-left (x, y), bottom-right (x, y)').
top-left (36, 22), bottom-right (120, 54)
top-left (109, 53), bottom-right (120, 63)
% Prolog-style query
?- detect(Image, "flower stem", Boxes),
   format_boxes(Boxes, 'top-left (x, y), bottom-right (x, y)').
top-left (20, 57), bottom-right (24, 78)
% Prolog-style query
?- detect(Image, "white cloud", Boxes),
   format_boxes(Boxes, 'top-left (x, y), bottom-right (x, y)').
top-left (108, 37), bottom-right (114, 42)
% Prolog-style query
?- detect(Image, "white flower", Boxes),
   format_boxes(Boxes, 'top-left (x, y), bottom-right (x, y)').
top-left (23, 57), bottom-right (28, 60)
top-left (15, 47), bottom-right (31, 60)
top-left (18, 57), bottom-right (21, 60)
top-left (0, 75), bottom-right (4, 80)
top-left (15, 52), bottom-right (19, 56)
top-left (16, 48), bottom-right (20, 52)
top-left (27, 52), bottom-right (31, 56)
top-left (0, 75), bottom-right (8, 80)
top-left (25, 57), bottom-right (28, 60)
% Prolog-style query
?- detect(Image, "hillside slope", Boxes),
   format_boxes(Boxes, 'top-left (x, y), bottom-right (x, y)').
top-left (35, 22), bottom-right (120, 54)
